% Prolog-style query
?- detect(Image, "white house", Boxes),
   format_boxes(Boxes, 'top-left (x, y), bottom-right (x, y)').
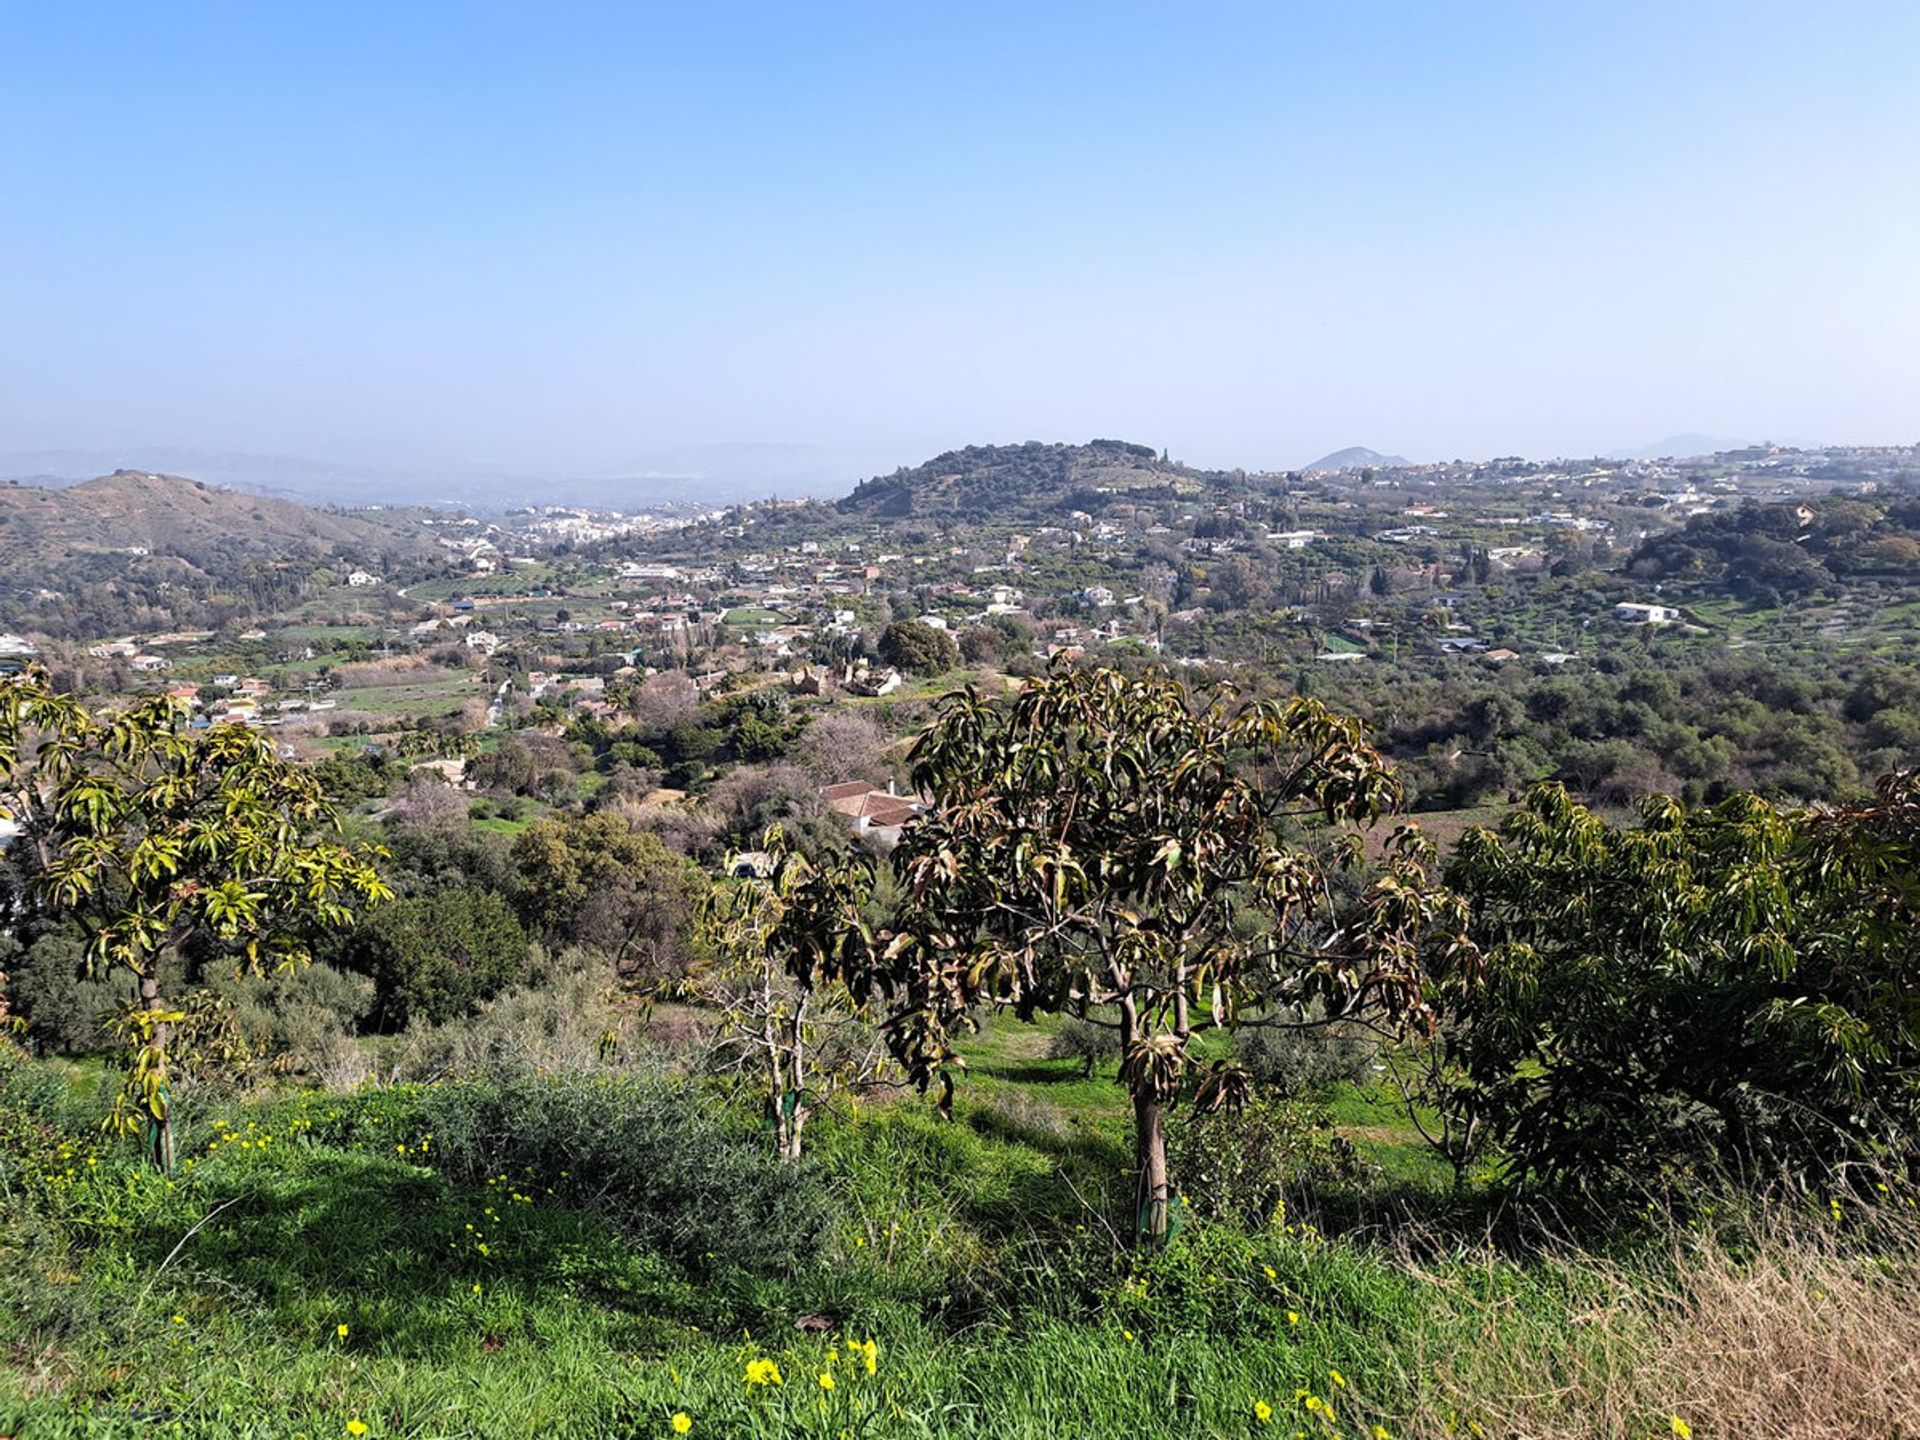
top-left (346, 570), bottom-right (381, 587)
top-left (1614, 602), bottom-right (1681, 625)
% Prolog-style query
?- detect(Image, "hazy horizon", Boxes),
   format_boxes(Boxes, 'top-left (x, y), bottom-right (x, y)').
top-left (5, 2), bottom-right (1918, 497)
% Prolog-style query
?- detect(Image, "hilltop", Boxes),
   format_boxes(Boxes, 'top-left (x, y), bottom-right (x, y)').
top-left (0, 472), bottom-right (443, 632)
top-left (1301, 446), bottom-right (1411, 472)
top-left (0, 471), bottom-right (428, 562)
top-left (837, 440), bottom-right (1216, 519)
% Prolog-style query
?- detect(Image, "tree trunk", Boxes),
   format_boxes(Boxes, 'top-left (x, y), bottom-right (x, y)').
top-left (781, 1103), bottom-right (809, 1161)
top-left (1133, 1088), bottom-right (1169, 1247)
top-left (139, 972), bottom-right (174, 1174)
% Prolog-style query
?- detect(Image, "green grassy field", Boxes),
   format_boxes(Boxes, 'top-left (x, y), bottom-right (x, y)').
top-left (4, 1018), bottom-right (1915, 1439)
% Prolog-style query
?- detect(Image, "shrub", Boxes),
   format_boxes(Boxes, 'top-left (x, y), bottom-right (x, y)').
top-left (379, 949), bottom-right (632, 1081)
top-left (210, 962), bottom-right (373, 1075)
top-left (5, 930), bottom-right (129, 1055)
top-left (1167, 1099), bottom-right (1373, 1230)
top-left (1231, 1022), bottom-right (1377, 1098)
top-left (315, 1070), bottom-right (831, 1276)
top-left (334, 887), bottom-right (529, 1029)
top-left (1046, 1016), bottom-right (1119, 1078)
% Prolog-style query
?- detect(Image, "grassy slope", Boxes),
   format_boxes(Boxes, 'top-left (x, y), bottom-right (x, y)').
top-left (4, 1028), bottom-right (1917, 1438)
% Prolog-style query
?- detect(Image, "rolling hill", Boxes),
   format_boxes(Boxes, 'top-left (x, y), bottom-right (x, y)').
top-left (0, 472), bottom-right (444, 634)
top-left (0, 471), bottom-right (429, 563)
top-left (837, 440), bottom-right (1218, 520)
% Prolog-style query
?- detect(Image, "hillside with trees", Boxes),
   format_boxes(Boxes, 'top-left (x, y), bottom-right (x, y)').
top-left (3, 662), bottom-right (1917, 1438)
top-left (838, 440), bottom-right (1209, 519)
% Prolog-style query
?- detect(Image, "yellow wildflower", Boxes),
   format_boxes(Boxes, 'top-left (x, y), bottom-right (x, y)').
top-left (347, 1423), bottom-right (369, 1437)
top-left (745, 1358), bottom-right (783, 1386)
top-left (1255, 1399), bottom-right (1274, 1423)
top-left (818, 1371), bottom-right (835, 1391)
top-left (671, 1414), bottom-right (692, 1435)
top-left (1287, 1310), bottom-right (1300, 1325)
top-left (1670, 1420), bottom-right (1692, 1440)
top-left (337, 1324), bottom-right (349, 1339)
top-left (1329, 1369), bottom-right (1347, 1388)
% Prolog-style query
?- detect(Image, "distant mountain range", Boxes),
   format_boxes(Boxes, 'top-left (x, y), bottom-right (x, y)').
top-left (1299, 446), bottom-right (1412, 472)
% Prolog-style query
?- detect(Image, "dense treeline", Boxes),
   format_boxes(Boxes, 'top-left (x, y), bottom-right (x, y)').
top-left (1310, 653), bottom-right (1919, 808)
top-left (1628, 494), bottom-right (1920, 596)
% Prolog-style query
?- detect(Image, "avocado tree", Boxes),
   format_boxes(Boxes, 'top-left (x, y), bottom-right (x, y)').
top-left (1, 675), bottom-right (389, 1170)
top-left (789, 665), bottom-right (1472, 1243)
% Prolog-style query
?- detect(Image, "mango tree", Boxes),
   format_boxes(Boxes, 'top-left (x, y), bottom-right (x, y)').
top-left (1, 674), bottom-right (389, 1170)
top-left (1440, 775), bottom-right (1920, 1194)
top-left (790, 665), bottom-right (1472, 1243)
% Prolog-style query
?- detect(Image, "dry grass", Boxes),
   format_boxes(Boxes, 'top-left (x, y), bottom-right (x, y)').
top-left (1408, 1204), bottom-right (1920, 1438)
top-left (331, 653), bottom-right (443, 688)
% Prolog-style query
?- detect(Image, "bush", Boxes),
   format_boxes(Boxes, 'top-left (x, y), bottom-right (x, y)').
top-left (1231, 1022), bottom-right (1376, 1098)
top-left (5, 930), bottom-right (129, 1055)
top-left (1167, 1099), bottom-right (1373, 1230)
top-left (1046, 1016), bottom-right (1119, 1078)
top-left (315, 1071), bottom-right (831, 1277)
top-left (334, 887), bottom-right (529, 1029)
top-left (209, 962), bottom-right (373, 1075)
top-left (379, 949), bottom-right (634, 1081)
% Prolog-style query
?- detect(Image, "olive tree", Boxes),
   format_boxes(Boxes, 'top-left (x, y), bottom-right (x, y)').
top-left (791, 666), bottom-right (1470, 1243)
top-left (1, 676), bottom-right (389, 1170)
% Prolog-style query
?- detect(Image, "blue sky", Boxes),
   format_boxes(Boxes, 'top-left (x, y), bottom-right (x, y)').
top-left (3, 2), bottom-right (1917, 488)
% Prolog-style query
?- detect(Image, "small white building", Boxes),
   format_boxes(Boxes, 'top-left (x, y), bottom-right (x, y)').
top-left (346, 570), bottom-right (381, 587)
top-left (1615, 602), bottom-right (1681, 625)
